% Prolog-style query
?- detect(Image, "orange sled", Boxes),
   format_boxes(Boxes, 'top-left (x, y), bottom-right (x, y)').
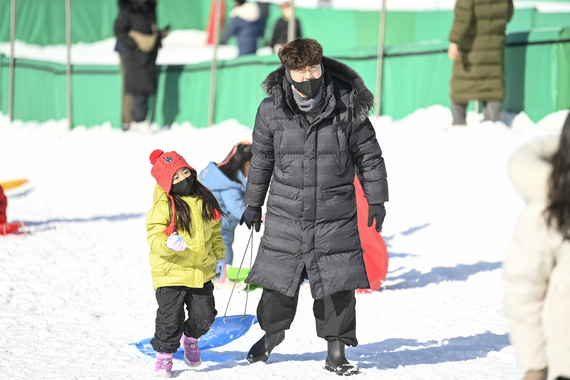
top-left (0, 179), bottom-right (28, 190)
top-left (355, 175), bottom-right (389, 293)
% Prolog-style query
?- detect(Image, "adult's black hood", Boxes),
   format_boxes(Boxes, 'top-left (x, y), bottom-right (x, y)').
top-left (261, 56), bottom-right (375, 123)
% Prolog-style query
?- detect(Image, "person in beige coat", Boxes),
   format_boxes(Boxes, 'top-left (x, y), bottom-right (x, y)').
top-left (504, 112), bottom-right (570, 380)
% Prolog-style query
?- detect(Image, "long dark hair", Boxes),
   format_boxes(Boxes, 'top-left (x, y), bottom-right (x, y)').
top-left (545, 112), bottom-right (570, 240)
top-left (218, 143), bottom-right (252, 183)
top-left (169, 171), bottom-right (227, 236)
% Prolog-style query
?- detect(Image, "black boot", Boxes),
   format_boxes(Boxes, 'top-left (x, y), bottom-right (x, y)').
top-left (324, 340), bottom-right (360, 376)
top-left (246, 331), bottom-right (285, 364)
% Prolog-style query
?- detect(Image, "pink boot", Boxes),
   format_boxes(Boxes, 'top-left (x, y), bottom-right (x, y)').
top-left (154, 352), bottom-right (173, 378)
top-left (182, 334), bottom-right (201, 367)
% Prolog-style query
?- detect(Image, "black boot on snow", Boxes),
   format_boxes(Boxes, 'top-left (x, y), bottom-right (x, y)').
top-left (246, 331), bottom-right (285, 364)
top-left (324, 339), bottom-right (360, 376)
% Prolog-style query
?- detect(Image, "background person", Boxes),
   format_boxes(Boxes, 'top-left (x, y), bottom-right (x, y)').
top-left (448, 0), bottom-right (514, 126)
top-left (114, 0), bottom-right (168, 131)
top-left (269, 1), bottom-right (302, 53)
top-left (114, 0), bottom-right (133, 130)
top-left (222, 0), bottom-right (265, 57)
top-left (504, 112), bottom-right (570, 380)
top-left (199, 142), bottom-right (252, 289)
top-left (239, 38), bottom-right (388, 375)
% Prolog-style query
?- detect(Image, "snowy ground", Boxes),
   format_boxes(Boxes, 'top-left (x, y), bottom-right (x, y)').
top-left (1, 1), bottom-right (570, 377)
top-left (1, 107), bottom-right (568, 380)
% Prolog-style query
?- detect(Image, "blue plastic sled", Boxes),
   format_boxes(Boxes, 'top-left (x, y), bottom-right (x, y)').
top-left (131, 315), bottom-right (258, 361)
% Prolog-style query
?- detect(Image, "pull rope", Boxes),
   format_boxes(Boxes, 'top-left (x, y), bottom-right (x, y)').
top-left (223, 228), bottom-right (254, 319)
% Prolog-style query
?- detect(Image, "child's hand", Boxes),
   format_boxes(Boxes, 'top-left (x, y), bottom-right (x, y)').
top-left (166, 232), bottom-right (187, 251)
top-left (215, 260), bottom-right (225, 280)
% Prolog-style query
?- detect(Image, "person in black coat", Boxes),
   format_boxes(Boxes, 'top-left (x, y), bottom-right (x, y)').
top-left (239, 38), bottom-right (388, 376)
top-left (269, 1), bottom-right (302, 53)
top-left (114, 0), bottom-right (167, 129)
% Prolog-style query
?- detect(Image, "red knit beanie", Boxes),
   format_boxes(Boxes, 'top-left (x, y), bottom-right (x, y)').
top-left (149, 149), bottom-right (196, 235)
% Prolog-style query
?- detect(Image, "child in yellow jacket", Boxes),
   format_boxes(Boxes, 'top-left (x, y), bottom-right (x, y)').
top-left (146, 149), bottom-right (226, 378)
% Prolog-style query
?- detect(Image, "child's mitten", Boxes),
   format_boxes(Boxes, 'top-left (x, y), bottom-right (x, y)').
top-left (166, 232), bottom-right (187, 251)
top-left (215, 260), bottom-right (225, 280)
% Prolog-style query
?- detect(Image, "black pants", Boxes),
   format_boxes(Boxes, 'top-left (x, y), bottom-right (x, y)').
top-left (257, 284), bottom-right (358, 347)
top-left (151, 282), bottom-right (217, 354)
top-left (130, 92), bottom-right (149, 122)
top-left (118, 55), bottom-right (133, 125)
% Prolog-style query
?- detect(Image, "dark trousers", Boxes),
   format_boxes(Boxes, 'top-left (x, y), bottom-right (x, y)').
top-left (131, 92), bottom-right (149, 123)
top-left (257, 285), bottom-right (358, 347)
top-left (451, 100), bottom-right (502, 125)
top-left (150, 282), bottom-right (217, 354)
top-left (118, 55), bottom-right (133, 125)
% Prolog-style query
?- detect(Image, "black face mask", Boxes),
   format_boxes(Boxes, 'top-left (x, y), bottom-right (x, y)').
top-left (290, 75), bottom-right (323, 99)
top-left (171, 174), bottom-right (196, 196)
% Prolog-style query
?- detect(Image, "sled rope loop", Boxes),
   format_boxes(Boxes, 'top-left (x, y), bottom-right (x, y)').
top-left (223, 228), bottom-right (254, 321)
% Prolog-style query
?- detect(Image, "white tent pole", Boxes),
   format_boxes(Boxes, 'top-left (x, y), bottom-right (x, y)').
top-left (374, 0), bottom-right (387, 118)
top-left (287, 0), bottom-right (296, 43)
top-left (66, 0), bottom-right (72, 129)
top-left (207, 0), bottom-right (222, 128)
top-left (8, 0), bottom-right (16, 121)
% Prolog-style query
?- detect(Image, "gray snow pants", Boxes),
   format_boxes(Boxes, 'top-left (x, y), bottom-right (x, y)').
top-left (452, 100), bottom-right (502, 125)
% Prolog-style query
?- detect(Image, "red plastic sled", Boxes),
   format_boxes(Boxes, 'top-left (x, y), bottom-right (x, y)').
top-left (355, 175), bottom-right (389, 292)
top-left (1, 222), bottom-right (25, 235)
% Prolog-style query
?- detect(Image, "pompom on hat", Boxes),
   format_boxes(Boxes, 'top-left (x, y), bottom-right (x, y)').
top-left (149, 149), bottom-right (196, 235)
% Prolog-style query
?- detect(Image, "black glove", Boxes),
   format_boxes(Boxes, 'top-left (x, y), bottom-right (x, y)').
top-left (239, 206), bottom-right (262, 232)
top-left (367, 203), bottom-right (386, 233)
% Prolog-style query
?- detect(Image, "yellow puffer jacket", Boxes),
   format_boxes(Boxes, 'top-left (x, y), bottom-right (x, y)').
top-left (146, 184), bottom-right (225, 290)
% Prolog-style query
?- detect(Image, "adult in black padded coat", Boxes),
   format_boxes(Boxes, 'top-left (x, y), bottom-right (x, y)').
top-left (114, 0), bottom-right (167, 128)
top-left (239, 38), bottom-right (388, 376)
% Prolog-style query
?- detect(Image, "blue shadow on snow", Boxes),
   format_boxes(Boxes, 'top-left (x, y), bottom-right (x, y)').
top-left (242, 331), bottom-right (509, 370)
top-left (388, 252), bottom-right (418, 259)
top-left (6, 188), bottom-right (34, 198)
top-left (150, 333), bottom-right (509, 371)
top-left (382, 223), bottom-right (431, 247)
top-left (384, 261), bottom-right (502, 291)
top-left (400, 223), bottom-right (430, 236)
top-left (352, 331), bottom-right (510, 369)
top-left (25, 212), bottom-right (145, 227)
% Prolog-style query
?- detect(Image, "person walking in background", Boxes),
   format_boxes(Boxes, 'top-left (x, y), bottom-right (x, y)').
top-left (269, 1), bottom-right (302, 53)
top-left (114, 0), bottom-right (168, 131)
top-left (504, 112), bottom-right (570, 380)
top-left (199, 142), bottom-right (252, 289)
top-left (239, 38), bottom-right (388, 375)
top-left (146, 149), bottom-right (226, 377)
top-left (448, 0), bottom-right (514, 127)
top-left (114, 0), bottom-right (133, 130)
top-left (222, 0), bottom-right (265, 57)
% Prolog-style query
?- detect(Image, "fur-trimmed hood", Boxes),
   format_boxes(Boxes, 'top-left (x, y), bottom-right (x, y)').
top-left (508, 136), bottom-right (558, 202)
top-left (261, 56), bottom-right (375, 122)
top-left (230, 2), bottom-right (261, 22)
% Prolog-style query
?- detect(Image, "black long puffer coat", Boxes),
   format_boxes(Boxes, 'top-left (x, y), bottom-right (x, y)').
top-left (244, 56), bottom-right (389, 299)
top-left (114, 0), bottom-right (161, 94)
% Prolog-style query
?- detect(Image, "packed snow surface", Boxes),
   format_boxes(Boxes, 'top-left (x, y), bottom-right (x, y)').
top-left (1, 107), bottom-right (568, 379)
top-left (1, 0), bottom-right (570, 377)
